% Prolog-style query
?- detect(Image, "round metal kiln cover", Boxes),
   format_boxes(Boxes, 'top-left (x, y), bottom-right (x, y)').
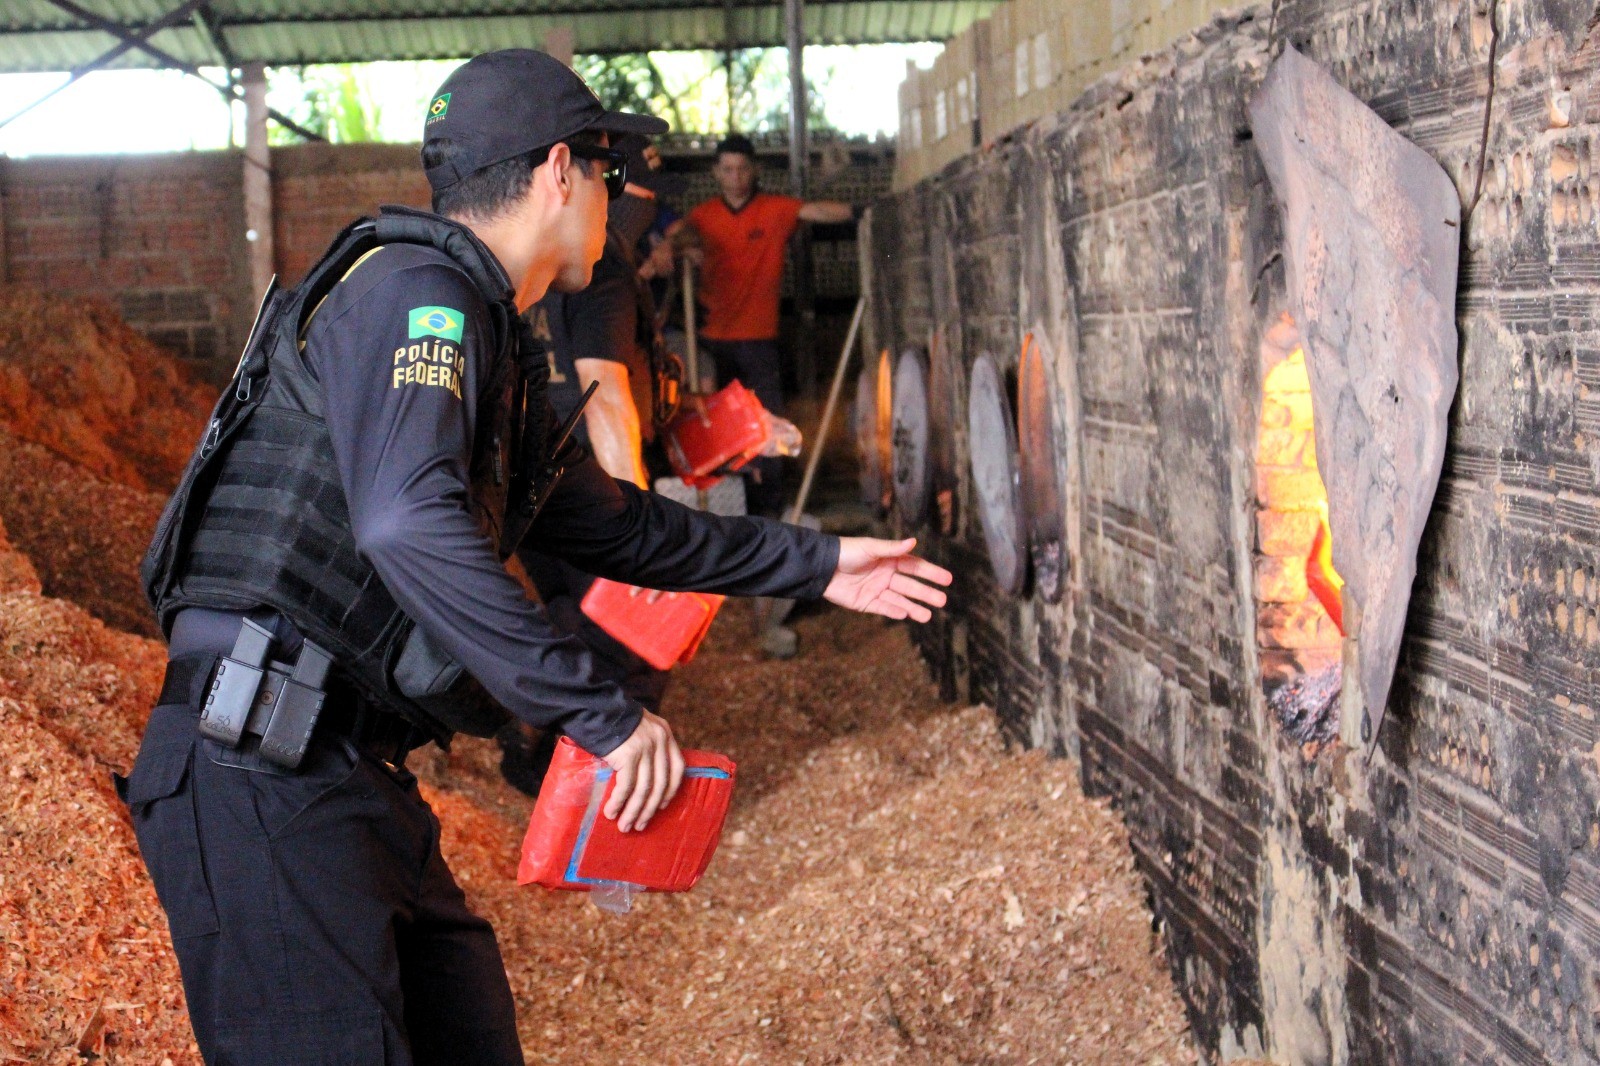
top-left (968, 353), bottom-right (1026, 595)
top-left (1018, 333), bottom-right (1066, 603)
top-left (891, 347), bottom-right (931, 525)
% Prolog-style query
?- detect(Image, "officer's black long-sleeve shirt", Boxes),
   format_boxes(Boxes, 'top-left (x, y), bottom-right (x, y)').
top-left (174, 241), bottom-right (837, 756)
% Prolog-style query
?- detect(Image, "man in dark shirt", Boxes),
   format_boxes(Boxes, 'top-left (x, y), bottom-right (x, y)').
top-left (127, 51), bottom-right (951, 1064)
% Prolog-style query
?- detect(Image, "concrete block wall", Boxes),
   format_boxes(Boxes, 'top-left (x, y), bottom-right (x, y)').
top-left (867, 0), bottom-right (1600, 1061)
top-left (0, 146), bottom-right (436, 378)
top-left (271, 144), bottom-right (431, 284)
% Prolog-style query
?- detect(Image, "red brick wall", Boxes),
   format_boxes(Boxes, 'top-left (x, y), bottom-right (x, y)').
top-left (0, 153), bottom-right (245, 372)
top-left (271, 143), bottom-right (430, 285)
top-left (0, 144), bottom-right (432, 379)
top-left (0, 142), bottom-right (885, 380)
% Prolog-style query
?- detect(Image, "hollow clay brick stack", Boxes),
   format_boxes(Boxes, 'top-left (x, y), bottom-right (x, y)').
top-left (896, 0), bottom-right (1253, 188)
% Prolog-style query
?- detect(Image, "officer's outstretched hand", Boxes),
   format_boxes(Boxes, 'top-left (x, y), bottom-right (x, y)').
top-left (823, 537), bottom-right (953, 623)
top-left (603, 710), bottom-right (685, 832)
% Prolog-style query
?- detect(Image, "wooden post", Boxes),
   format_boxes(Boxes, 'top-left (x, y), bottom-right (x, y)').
top-left (545, 27), bottom-right (576, 66)
top-left (785, 0), bottom-right (817, 402)
top-left (241, 61), bottom-right (275, 303)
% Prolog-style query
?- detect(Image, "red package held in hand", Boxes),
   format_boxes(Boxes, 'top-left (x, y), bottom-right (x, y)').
top-left (580, 579), bottom-right (724, 671)
top-left (518, 737), bottom-right (736, 893)
top-left (663, 380), bottom-right (770, 488)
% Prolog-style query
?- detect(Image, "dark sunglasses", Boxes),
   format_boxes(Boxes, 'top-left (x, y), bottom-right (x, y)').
top-left (566, 142), bottom-right (629, 200)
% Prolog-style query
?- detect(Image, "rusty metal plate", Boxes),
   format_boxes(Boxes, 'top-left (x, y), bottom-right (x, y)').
top-left (968, 353), bottom-right (1025, 595)
top-left (926, 326), bottom-right (958, 536)
top-left (1017, 333), bottom-right (1066, 603)
top-left (891, 347), bottom-right (931, 525)
top-left (853, 351), bottom-right (895, 515)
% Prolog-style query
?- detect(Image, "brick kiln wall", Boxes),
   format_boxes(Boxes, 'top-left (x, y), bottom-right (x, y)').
top-left (867, 0), bottom-right (1600, 1061)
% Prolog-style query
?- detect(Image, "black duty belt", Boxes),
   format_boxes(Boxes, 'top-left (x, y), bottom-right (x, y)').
top-left (159, 653), bottom-right (423, 767)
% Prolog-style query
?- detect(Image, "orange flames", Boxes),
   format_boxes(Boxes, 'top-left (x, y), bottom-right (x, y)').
top-left (1257, 343), bottom-right (1345, 652)
top-left (1307, 511), bottom-right (1345, 635)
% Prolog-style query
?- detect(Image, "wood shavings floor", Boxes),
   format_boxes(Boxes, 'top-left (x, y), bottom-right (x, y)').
top-left (417, 602), bottom-right (1209, 1066)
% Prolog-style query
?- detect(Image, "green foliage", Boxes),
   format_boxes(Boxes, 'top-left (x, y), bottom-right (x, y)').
top-left (261, 50), bottom-right (869, 146)
top-left (574, 54), bottom-right (662, 117)
top-left (266, 65), bottom-right (384, 145)
top-left (725, 49), bottom-right (830, 134)
top-left (575, 49), bottom-right (834, 136)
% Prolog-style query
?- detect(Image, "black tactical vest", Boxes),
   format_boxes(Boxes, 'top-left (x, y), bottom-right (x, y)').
top-left (142, 206), bottom-right (549, 742)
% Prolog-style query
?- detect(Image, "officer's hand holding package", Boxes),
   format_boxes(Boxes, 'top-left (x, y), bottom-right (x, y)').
top-left (603, 537), bottom-right (950, 831)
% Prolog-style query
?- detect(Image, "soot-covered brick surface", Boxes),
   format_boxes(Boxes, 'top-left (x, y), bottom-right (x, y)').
top-left (867, 0), bottom-right (1600, 1061)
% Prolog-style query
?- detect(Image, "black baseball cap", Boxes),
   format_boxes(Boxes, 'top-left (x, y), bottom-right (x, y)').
top-left (422, 49), bottom-right (669, 191)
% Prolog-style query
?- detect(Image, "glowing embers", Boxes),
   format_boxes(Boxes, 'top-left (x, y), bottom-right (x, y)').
top-left (1017, 333), bottom-right (1067, 604)
top-left (854, 350), bottom-right (895, 515)
top-left (1256, 314), bottom-right (1344, 749)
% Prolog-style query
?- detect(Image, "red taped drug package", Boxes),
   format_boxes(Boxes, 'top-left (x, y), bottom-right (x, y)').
top-left (580, 579), bottom-right (724, 671)
top-left (663, 380), bottom-right (770, 488)
top-left (518, 737), bottom-right (736, 893)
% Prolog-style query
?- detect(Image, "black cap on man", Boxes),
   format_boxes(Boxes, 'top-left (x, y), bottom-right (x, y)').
top-left (421, 49), bottom-right (667, 193)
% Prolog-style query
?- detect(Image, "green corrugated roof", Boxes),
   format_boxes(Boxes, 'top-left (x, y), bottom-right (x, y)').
top-left (0, 0), bottom-right (991, 71)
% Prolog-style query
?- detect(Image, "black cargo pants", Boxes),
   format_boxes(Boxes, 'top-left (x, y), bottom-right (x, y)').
top-left (117, 698), bottom-right (524, 1065)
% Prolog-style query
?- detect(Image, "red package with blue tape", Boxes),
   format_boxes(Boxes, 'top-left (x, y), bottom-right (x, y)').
top-left (518, 736), bottom-right (736, 894)
top-left (579, 579), bottom-right (724, 671)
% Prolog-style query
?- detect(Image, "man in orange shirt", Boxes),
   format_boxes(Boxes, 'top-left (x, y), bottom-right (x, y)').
top-left (685, 134), bottom-right (852, 515)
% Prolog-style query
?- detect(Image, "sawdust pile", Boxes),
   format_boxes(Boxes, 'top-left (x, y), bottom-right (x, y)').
top-left (0, 428), bottom-right (168, 638)
top-left (0, 285), bottom-right (210, 1061)
top-left (0, 513), bottom-right (186, 1065)
top-left (1, 581), bottom-right (1215, 1064)
top-left (0, 285), bottom-right (209, 638)
top-left (0, 286), bottom-right (211, 492)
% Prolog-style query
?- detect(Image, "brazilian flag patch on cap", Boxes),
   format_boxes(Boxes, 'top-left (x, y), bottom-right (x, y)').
top-left (409, 305), bottom-right (464, 342)
top-left (426, 92), bottom-right (451, 125)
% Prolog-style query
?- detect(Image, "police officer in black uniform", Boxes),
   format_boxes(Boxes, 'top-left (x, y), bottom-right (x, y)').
top-left (123, 50), bottom-right (952, 1065)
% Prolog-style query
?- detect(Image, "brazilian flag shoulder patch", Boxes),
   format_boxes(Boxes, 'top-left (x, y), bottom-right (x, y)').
top-left (409, 305), bottom-right (465, 342)
top-left (426, 92), bottom-right (451, 126)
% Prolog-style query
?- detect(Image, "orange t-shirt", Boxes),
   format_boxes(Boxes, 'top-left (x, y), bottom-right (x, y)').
top-left (687, 193), bottom-right (803, 341)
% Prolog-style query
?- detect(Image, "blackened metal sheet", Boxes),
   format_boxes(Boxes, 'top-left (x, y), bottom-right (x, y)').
top-left (1250, 46), bottom-right (1461, 726)
top-left (892, 347), bottom-right (931, 525)
top-left (968, 353), bottom-right (1025, 595)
